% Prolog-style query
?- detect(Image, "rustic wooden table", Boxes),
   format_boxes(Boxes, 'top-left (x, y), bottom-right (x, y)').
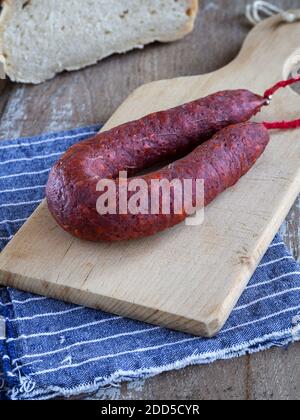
top-left (0, 0), bottom-right (299, 400)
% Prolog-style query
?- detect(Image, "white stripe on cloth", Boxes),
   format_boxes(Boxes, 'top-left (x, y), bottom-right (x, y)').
top-left (12, 296), bottom-right (47, 305)
top-left (268, 242), bottom-right (285, 249)
top-left (0, 185), bottom-right (45, 194)
top-left (246, 271), bottom-right (300, 290)
top-left (0, 200), bottom-right (42, 209)
top-left (11, 327), bottom-right (161, 364)
top-left (259, 256), bottom-right (294, 268)
top-left (221, 305), bottom-right (300, 334)
top-left (0, 168), bottom-right (50, 181)
top-left (234, 287), bottom-right (300, 312)
top-left (28, 305), bottom-right (300, 378)
top-left (0, 152), bottom-right (62, 166)
top-left (6, 306), bottom-right (84, 322)
top-left (6, 316), bottom-right (122, 342)
top-left (0, 297), bottom-right (47, 307)
top-left (0, 130), bottom-right (98, 151)
top-left (0, 235), bottom-right (14, 241)
top-left (0, 218), bottom-right (27, 226)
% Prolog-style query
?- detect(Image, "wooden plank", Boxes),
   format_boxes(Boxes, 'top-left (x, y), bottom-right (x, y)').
top-left (0, 12), bottom-right (300, 338)
top-left (0, 0), bottom-right (299, 400)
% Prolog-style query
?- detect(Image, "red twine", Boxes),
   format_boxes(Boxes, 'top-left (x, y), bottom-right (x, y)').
top-left (262, 76), bottom-right (300, 130)
top-left (264, 75), bottom-right (300, 99)
top-left (263, 119), bottom-right (300, 130)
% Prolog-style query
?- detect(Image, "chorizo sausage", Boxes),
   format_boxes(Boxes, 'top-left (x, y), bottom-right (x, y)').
top-left (46, 121), bottom-right (269, 241)
top-left (46, 90), bottom-right (268, 242)
top-left (46, 77), bottom-right (300, 241)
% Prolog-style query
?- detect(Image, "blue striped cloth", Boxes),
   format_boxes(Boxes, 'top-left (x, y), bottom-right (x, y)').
top-left (0, 125), bottom-right (299, 400)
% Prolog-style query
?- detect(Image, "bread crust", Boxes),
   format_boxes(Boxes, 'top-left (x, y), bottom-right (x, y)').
top-left (185, 0), bottom-right (199, 34)
top-left (0, 0), bottom-right (18, 66)
top-left (157, 0), bottom-right (199, 43)
top-left (0, 0), bottom-right (199, 84)
top-left (0, 0), bottom-right (26, 63)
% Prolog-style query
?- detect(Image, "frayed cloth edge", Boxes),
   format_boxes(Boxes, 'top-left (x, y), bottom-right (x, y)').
top-left (8, 328), bottom-right (296, 400)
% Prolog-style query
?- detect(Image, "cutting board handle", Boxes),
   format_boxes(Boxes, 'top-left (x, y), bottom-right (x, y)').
top-left (106, 14), bottom-right (300, 130)
top-left (235, 13), bottom-right (300, 82)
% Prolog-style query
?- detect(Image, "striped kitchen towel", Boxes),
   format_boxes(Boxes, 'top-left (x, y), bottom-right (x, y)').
top-left (0, 125), bottom-right (299, 400)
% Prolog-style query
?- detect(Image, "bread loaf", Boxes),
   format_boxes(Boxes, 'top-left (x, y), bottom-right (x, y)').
top-left (0, 0), bottom-right (198, 84)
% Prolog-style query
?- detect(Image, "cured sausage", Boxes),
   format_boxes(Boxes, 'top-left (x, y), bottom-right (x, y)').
top-left (47, 122), bottom-right (269, 241)
top-left (46, 77), bottom-right (300, 242)
top-left (46, 89), bottom-right (268, 241)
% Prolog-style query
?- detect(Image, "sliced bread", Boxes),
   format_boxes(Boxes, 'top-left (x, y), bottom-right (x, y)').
top-left (0, 0), bottom-right (198, 84)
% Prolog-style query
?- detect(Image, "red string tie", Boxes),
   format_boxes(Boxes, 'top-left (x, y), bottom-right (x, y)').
top-left (262, 76), bottom-right (300, 130)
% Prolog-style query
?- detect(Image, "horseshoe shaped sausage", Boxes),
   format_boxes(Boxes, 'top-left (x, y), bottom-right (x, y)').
top-left (47, 78), bottom-right (300, 242)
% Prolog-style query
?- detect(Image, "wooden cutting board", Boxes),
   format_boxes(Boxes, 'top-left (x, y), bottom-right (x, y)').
top-left (0, 15), bottom-right (300, 337)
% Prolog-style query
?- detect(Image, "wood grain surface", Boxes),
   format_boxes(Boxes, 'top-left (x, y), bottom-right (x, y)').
top-left (0, 0), bottom-right (299, 401)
